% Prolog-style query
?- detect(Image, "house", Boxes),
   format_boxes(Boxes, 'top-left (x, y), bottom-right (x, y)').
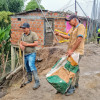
top-left (10, 9), bottom-right (88, 46)
top-left (10, 9), bottom-right (88, 70)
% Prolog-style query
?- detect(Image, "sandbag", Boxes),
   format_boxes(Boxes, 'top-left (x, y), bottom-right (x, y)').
top-left (46, 53), bottom-right (79, 94)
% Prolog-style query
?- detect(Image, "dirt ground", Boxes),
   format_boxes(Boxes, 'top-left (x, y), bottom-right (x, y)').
top-left (0, 43), bottom-right (100, 100)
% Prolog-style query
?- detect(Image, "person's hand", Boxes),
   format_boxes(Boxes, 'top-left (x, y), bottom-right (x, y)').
top-left (20, 43), bottom-right (25, 51)
top-left (66, 49), bottom-right (74, 57)
top-left (21, 41), bottom-right (28, 47)
top-left (55, 31), bottom-right (60, 36)
top-left (21, 45), bottom-right (25, 51)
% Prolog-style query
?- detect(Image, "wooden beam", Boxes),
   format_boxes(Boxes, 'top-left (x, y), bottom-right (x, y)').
top-left (11, 45), bottom-right (16, 71)
top-left (6, 65), bottom-right (22, 80)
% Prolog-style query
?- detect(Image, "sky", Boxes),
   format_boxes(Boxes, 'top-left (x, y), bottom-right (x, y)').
top-left (25, 0), bottom-right (94, 18)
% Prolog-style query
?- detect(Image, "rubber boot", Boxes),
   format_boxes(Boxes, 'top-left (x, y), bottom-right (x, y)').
top-left (32, 70), bottom-right (40, 90)
top-left (65, 86), bottom-right (75, 96)
top-left (24, 72), bottom-right (32, 85)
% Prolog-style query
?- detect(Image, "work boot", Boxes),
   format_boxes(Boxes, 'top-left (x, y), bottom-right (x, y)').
top-left (32, 70), bottom-right (40, 90)
top-left (65, 86), bottom-right (75, 96)
top-left (24, 72), bottom-right (32, 85)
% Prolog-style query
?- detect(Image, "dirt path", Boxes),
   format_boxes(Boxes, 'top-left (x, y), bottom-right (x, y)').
top-left (0, 43), bottom-right (100, 100)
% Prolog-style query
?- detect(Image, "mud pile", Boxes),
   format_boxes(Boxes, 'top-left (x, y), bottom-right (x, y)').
top-left (36, 43), bottom-right (68, 73)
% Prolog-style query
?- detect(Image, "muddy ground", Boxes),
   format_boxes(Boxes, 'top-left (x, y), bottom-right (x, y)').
top-left (0, 43), bottom-right (100, 100)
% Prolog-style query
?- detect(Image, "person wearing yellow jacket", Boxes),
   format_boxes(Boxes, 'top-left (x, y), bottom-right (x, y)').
top-left (97, 29), bottom-right (100, 44)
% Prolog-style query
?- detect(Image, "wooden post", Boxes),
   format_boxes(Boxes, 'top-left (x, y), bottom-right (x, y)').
top-left (11, 45), bottom-right (15, 71)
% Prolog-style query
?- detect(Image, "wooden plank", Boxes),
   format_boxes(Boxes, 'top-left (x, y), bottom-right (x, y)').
top-left (44, 19), bottom-right (54, 45)
top-left (11, 45), bottom-right (15, 71)
top-left (6, 65), bottom-right (22, 79)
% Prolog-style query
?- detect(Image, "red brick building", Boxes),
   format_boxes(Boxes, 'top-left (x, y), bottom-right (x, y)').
top-left (10, 9), bottom-right (88, 46)
top-left (10, 9), bottom-right (88, 70)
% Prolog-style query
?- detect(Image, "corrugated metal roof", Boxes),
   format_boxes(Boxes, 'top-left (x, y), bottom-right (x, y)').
top-left (10, 9), bottom-right (48, 16)
top-left (10, 9), bottom-right (88, 20)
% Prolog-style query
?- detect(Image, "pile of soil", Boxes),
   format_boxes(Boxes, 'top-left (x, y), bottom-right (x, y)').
top-left (36, 43), bottom-right (68, 74)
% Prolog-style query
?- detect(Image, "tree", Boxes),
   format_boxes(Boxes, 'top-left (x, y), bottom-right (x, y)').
top-left (8, 0), bottom-right (24, 13)
top-left (0, 0), bottom-right (24, 13)
top-left (25, 0), bottom-right (45, 11)
top-left (0, 0), bottom-right (9, 11)
top-left (0, 11), bottom-right (13, 28)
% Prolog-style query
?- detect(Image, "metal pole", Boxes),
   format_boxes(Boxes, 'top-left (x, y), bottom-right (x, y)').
top-left (35, 0), bottom-right (59, 42)
top-left (75, 0), bottom-right (77, 15)
top-left (76, 1), bottom-right (87, 17)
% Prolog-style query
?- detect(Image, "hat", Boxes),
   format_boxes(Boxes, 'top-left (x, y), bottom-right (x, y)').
top-left (20, 23), bottom-right (30, 28)
top-left (65, 15), bottom-right (79, 21)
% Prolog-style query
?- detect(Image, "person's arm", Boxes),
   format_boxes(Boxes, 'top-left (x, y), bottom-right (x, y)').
top-left (71, 37), bottom-right (83, 52)
top-left (55, 28), bottom-right (73, 39)
top-left (21, 32), bottom-right (38, 47)
top-left (66, 37), bottom-right (83, 56)
top-left (19, 33), bottom-right (25, 51)
top-left (20, 41), bottom-right (38, 47)
top-left (56, 32), bottom-right (70, 39)
top-left (20, 41), bottom-right (25, 51)
top-left (67, 25), bottom-right (85, 56)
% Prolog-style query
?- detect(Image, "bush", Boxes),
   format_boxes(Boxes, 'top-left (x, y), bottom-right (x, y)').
top-left (0, 11), bottom-right (13, 28)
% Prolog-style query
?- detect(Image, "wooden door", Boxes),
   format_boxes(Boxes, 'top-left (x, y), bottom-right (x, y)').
top-left (44, 18), bottom-right (54, 45)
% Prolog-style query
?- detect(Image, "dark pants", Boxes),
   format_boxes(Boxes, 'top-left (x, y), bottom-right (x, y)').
top-left (97, 38), bottom-right (100, 44)
top-left (97, 34), bottom-right (100, 44)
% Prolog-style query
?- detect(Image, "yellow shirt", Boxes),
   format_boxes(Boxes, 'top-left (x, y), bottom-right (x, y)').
top-left (67, 24), bottom-right (86, 55)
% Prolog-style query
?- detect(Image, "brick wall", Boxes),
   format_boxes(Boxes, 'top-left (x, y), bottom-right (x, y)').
top-left (10, 11), bottom-right (88, 46)
top-left (11, 11), bottom-right (84, 46)
top-left (11, 12), bottom-right (45, 46)
top-left (10, 11), bottom-right (67, 46)
top-left (54, 19), bottom-right (66, 42)
top-left (46, 12), bottom-right (67, 42)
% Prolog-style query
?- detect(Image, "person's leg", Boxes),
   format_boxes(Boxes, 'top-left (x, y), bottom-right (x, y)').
top-left (24, 55), bottom-right (31, 72)
top-left (75, 55), bottom-right (82, 88)
top-left (24, 55), bottom-right (32, 85)
top-left (97, 38), bottom-right (99, 44)
top-left (75, 70), bottom-right (79, 88)
top-left (99, 38), bottom-right (100, 44)
top-left (28, 53), bottom-right (40, 90)
top-left (65, 77), bottom-right (76, 96)
top-left (65, 55), bottom-right (83, 96)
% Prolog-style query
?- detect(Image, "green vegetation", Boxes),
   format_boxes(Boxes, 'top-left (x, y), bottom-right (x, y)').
top-left (0, 11), bottom-right (13, 28)
top-left (0, 25), bottom-right (11, 76)
top-left (0, 0), bottom-right (24, 13)
top-left (0, 0), bottom-right (45, 77)
top-left (25, 0), bottom-right (45, 11)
